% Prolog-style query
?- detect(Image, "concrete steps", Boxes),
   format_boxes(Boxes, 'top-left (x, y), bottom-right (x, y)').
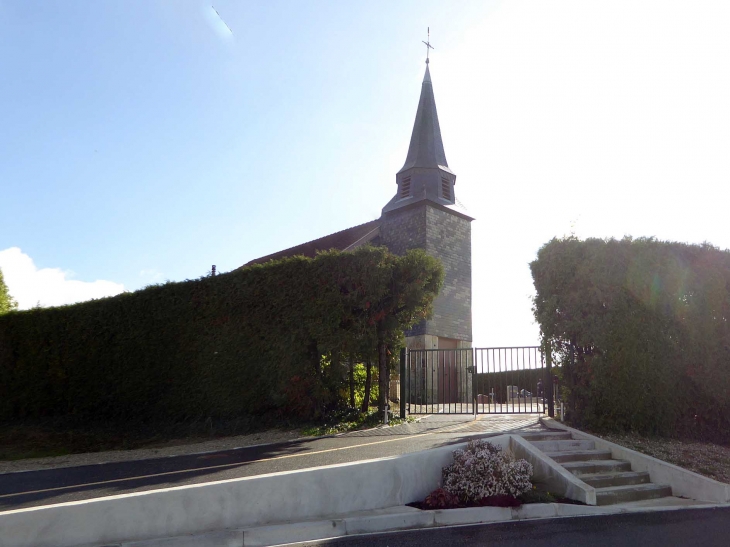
top-left (545, 449), bottom-right (613, 463)
top-left (517, 431), bottom-right (572, 442)
top-left (561, 459), bottom-right (633, 476)
top-left (596, 483), bottom-right (673, 506)
top-left (530, 439), bottom-right (595, 452)
top-left (580, 471), bottom-right (651, 488)
top-left (523, 429), bottom-right (673, 506)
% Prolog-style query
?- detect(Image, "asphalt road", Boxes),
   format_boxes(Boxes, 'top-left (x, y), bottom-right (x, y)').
top-left (0, 415), bottom-right (541, 511)
top-left (299, 507), bottom-right (730, 547)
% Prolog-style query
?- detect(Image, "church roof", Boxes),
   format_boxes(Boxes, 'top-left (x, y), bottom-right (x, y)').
top-left (398, 65), bottom-right (449, 174)
top-left (241, 55), bottom-right (469, 270)
top-left (242, 219), bottom-right (381, 267)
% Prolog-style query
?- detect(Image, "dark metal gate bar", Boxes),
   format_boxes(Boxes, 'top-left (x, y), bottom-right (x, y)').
top-left (400, 346), bottom-right (552, 416)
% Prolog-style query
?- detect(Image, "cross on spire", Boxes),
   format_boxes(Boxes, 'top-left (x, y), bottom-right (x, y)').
top-left (422, 27), bottom-right (434, 64)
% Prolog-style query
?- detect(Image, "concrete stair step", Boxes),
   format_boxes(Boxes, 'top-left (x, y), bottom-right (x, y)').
top-left (517, 431), bottom-right (572, 442)
top-left (562, 459), bottom-right (632, 476)
top-left (595, 483), bottom-right (673, 506)
top-left (545, 449), bottom-right (613, 463)
top-left (579, 471), bottom-right (651, 488)
top-left (530, 439), bottom-right (595, 452)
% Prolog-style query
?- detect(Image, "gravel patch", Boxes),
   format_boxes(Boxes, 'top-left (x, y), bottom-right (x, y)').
top-left (0, 429), bottom-right (303, 475)
top-left (592, 431), bottom-right (730, 484)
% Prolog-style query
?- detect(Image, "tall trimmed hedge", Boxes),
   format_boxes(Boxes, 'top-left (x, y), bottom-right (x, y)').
top-left (0, 246), bottom-right (443, 424)
top-left (531, 237), bottom-right (730, 441)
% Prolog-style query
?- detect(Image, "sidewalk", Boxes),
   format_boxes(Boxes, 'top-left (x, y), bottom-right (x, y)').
top-left (339, 413), bottom-right (544, 437)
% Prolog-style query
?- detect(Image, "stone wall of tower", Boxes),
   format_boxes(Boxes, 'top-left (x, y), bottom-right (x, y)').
top-left (380, 203), bottom-right (472, 342)
top-left (378, 205), bottom-right (429, 336)
top-left (424, 206), bottom-right (472, 342)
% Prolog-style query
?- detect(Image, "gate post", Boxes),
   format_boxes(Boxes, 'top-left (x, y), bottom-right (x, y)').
top-left (546, 342), bottom-right (555, 418)
top-left (400, 347), bottom-right (407, 419)
top-left (471, 348), bottom-right (477, 418)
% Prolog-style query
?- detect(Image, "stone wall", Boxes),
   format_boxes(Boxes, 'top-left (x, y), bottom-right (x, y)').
top-left (424, 206), bottom-right (472, 342)
top-left (379, 206), bottom-right (429, 336)
top-left (380, 203), bottom-right (472, 342)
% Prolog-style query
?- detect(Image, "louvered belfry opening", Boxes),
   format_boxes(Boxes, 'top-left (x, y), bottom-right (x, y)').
top-left (400, 176), bottom-right (412, 199)
top-left (383, 64), bottom-right (463, 215)
top-left (441, 177), bottom-right (450, 200)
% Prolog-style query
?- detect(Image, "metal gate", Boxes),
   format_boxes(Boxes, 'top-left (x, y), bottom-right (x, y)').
top-left (399, 346), bottom-right (555, 417)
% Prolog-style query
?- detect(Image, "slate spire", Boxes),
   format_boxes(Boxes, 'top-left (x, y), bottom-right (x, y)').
top-left (398, 65), bottom-right (449, 173)
top-left (382, 62), bottom-right (459, 215)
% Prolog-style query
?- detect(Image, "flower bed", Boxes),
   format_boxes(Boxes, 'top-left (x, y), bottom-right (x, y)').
top-left (408, 439), bottom-right (585, 510)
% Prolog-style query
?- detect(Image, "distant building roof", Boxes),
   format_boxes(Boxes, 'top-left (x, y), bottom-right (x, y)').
top-left (242, 219), bottom-right (381, 267)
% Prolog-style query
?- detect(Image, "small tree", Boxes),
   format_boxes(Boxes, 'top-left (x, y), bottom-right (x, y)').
top-left (0, 267), bottom-right (17, 315)
top-left (306, 246), bottom-right (443, 419)
top-left (369, 250), bottom-right (444, 419)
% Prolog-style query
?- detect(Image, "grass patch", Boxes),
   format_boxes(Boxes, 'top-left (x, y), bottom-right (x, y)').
top-left (584, 429), bottom-right (730, 484)
top-left (0, 415), bottom-right (299, 462)
top-left (0, 448), bottom-right (72, 461)
top-left (0, 408), bottom-right (417, 462)
top-left (300, 407), bottom-right (416, 437)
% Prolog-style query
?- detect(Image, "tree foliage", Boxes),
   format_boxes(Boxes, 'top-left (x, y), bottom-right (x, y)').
top-left (0, 267), bottom-right (17, 315)
top-left (0, 246), bottom-right (442, 425)
top-left (531, 236), bottom-right (730, 442)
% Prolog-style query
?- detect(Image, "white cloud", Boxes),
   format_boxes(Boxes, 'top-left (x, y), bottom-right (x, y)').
top-left (0, 247), bottom-right (125, 310)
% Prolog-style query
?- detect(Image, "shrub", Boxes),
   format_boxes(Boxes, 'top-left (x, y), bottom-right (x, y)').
top-left (531, 236), bottom-right (730, 442)
top-left (442, 440), bottom-right (533, 503)
top-left (423, 488), bottom-right (460, 509)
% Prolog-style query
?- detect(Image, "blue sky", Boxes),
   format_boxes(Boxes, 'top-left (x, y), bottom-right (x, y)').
top-left (2, 1), bottom-right (729, 345)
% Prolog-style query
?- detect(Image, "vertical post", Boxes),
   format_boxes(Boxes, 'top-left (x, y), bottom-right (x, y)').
top-left (546, 341), bottom-right (555, 418)
top-left (471, 348), bottom-right (477, 417)
top-left (400, 347), bottom-right (407, 419)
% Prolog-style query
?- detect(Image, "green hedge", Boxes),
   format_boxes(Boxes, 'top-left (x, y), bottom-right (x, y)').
top-left (531, 237), bottom-right (730, 441)
top-left (0, 246), bottom-right (443, 424)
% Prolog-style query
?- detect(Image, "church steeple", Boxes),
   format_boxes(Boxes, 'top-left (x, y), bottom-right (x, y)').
top-left (398, 65), bottom-right (449, 173)
top-left (378, 40), bottom-right (473, 349)
top-left (382, 62), bottom-right (457, 214)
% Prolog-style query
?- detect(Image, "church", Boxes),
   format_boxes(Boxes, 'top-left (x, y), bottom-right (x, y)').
top-left (244, 59), bottom-right (473, 355)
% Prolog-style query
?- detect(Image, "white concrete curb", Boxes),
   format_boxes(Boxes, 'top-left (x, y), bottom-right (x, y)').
top-left (540, 418), bottom-right (730, 504)
top-left (121, 501), bottom-right (729, 546)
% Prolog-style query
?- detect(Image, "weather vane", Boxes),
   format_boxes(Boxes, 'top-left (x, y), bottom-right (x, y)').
top-left (422, 27), bottom-right (434, 64)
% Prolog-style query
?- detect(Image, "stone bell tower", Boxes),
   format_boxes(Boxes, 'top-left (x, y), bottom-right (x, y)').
top-left (380, 60), bottom-right (473, 354)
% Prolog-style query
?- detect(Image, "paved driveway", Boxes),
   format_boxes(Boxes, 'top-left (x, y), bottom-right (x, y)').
top-left (0, 414), bottom-right (543, 511)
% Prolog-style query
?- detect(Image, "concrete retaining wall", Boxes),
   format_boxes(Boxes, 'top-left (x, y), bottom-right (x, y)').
top-left (0, 435), bottom-right (510, 547)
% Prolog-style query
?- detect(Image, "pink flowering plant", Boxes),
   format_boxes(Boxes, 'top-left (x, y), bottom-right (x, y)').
top-left (442, 439), bottom-right (533, 503)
